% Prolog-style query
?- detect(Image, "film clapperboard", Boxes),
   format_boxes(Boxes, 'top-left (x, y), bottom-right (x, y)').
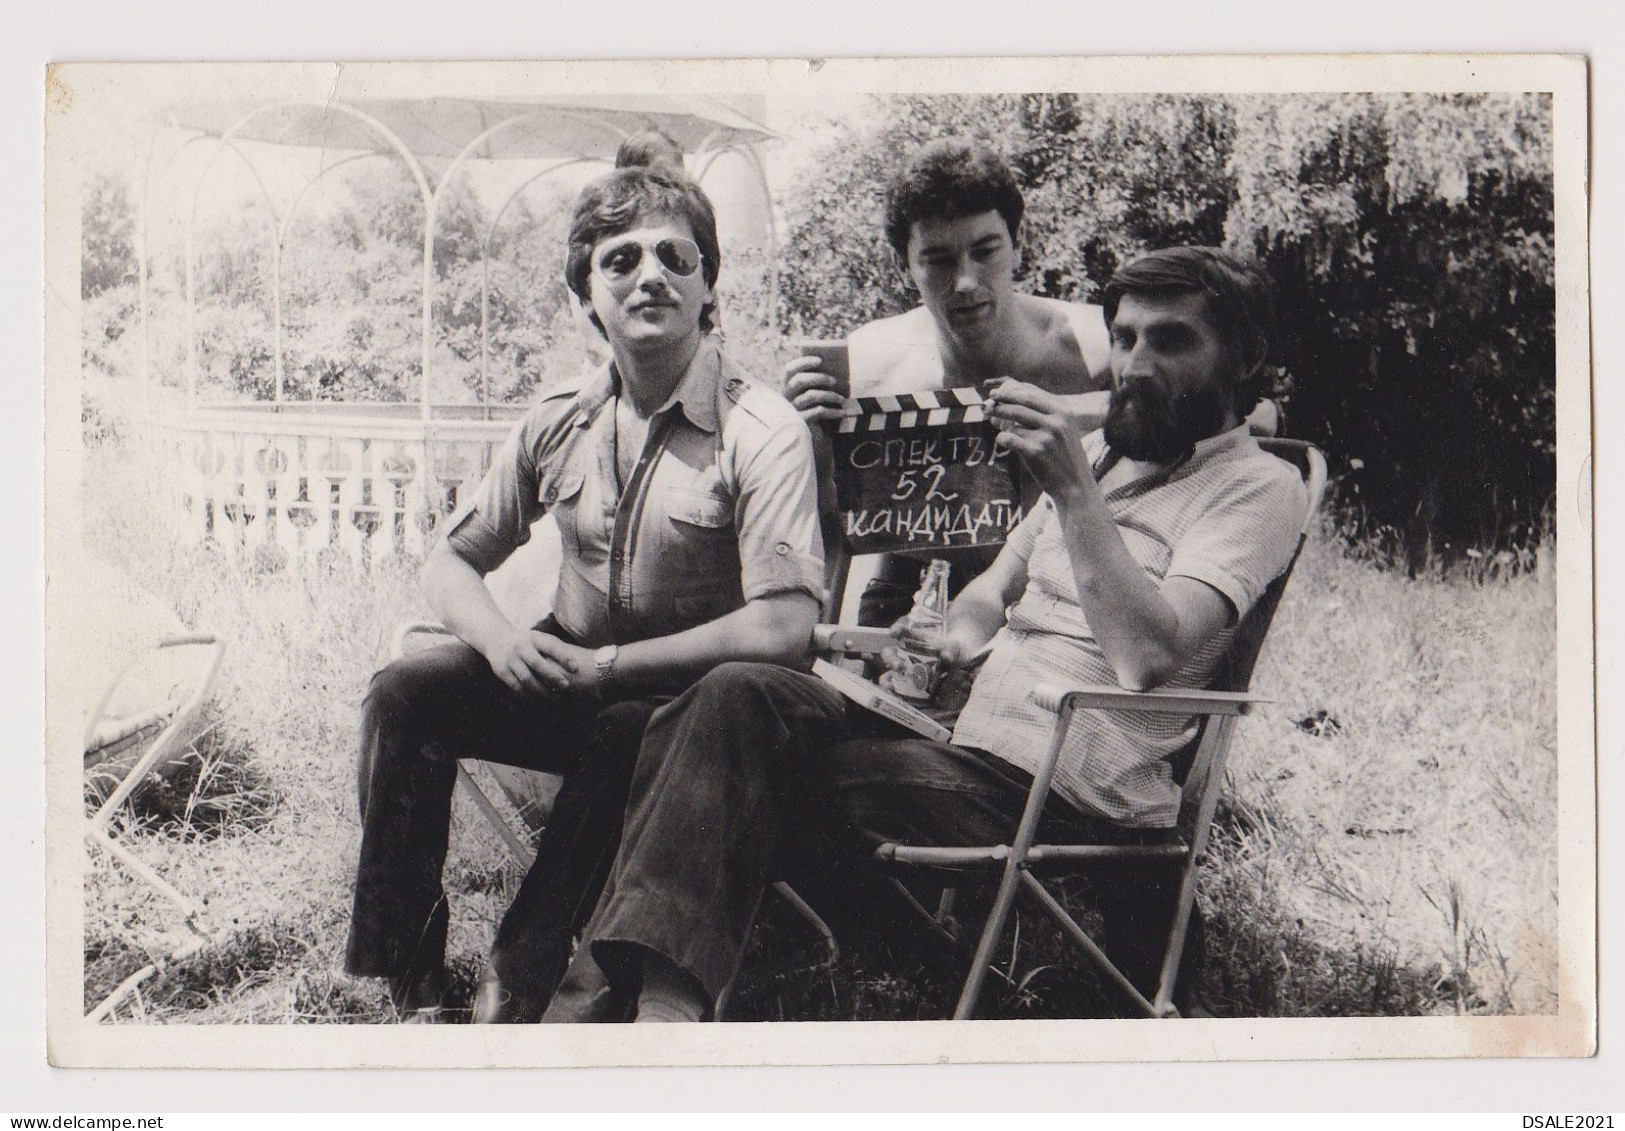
top-left (832, 388), bottom-right (1026, 556)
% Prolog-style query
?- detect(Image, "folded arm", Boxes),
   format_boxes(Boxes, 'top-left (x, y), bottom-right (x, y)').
top-left (986, 380), bottom-right (1232, 691)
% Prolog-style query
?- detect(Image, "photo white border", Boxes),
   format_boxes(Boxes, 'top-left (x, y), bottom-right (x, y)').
top-left (9, 0), bottom-right (1612, 1111)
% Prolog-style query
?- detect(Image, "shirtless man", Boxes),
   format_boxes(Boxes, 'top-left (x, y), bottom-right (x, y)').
top-left (784, 138), bottom-right (1111, 622)
top-left (787, 137), bottom-right (1112, 439)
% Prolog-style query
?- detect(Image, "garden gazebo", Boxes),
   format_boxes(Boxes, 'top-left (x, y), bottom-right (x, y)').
top-left (139, 94), bottom-right (777, 568)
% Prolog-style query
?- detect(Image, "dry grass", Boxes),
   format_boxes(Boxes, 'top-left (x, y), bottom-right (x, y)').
top-left (70, 436), bottom-right (1558, 1024)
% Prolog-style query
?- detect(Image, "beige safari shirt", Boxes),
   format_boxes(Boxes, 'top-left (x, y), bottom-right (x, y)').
top-left (445, 340), bottom-right (826, 648)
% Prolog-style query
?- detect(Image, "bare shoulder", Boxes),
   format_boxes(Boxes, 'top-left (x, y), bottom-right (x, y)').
top-left (1010, 295), bottom-right (1112, 389)
top-left (1028, 295), bottom-right (1108, 347)
top-left (849, 308), bottom-right (943, 395)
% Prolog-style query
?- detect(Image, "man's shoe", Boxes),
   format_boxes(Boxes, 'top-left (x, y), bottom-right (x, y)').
top-left (389, 966), bottom-right (448, 1024)
top-left (471, 970), bottom-right (543, 1025)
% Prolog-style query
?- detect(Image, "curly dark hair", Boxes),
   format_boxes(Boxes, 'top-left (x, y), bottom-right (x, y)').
top-left (564, 166), bottom-right (721, 337)
top-left (883, 138), bottom-right (1025, 259)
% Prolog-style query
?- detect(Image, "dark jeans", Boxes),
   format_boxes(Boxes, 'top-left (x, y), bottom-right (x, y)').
top-left (542, 661), bottom-right (1199, 1020)
top-left (345, 624), bottom-right (662, 1011)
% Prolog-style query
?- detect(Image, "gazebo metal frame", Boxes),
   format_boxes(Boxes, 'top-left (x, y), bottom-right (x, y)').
top-left (133, 95), bottom-right (779, 564)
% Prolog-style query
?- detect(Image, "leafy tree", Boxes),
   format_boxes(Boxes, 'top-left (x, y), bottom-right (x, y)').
top-left (82, 174), bottom-right (137, 299)
top-left (1226, 94), bottom-right (1554, 564)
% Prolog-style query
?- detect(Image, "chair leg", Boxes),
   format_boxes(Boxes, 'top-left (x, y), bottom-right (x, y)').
top-left (711, 884), bottom-right (770, 1021)
top-left (455, 763), bottom-right (537, 868)
top-left (955, 700), bottom-right (1079, 1020)
top-left (771, 881), bottom-right (840, 967)
top-left (953, 853), bottom-right (1022, 1020)
top-left (885, 878), bottom-right (963, 949)
top-left (1020, 872), bottom-right (1159, 1017)
top-left (1150, 859), bottom-right (1204, 1018)
top-left (1151, 716), bottom-right (1233, 1017)
top-left (85, 826), bottom-right (206, 923)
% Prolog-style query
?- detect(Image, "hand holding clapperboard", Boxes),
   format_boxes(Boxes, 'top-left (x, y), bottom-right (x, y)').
top-left (831, 387), bottom-right (1026, 556)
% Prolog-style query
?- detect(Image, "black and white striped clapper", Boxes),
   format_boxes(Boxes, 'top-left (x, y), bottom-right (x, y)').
top-left (836, 387), bottom-right (990, 433)
top-left (830, 387), bottom-right (1025, 556)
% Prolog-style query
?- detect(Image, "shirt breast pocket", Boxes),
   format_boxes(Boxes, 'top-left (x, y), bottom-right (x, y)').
top-left (665, 487), bottom-right (734, 533)
top-left (538, 468), bottom-right (587, 558)
top-left (661, 485), bottom-right (738, 570)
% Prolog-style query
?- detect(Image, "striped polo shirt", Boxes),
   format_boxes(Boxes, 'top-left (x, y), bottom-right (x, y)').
top-left (951, 424), bottom-right (1307, 828)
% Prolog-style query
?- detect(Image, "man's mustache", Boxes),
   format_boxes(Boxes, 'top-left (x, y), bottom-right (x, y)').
top-left (1102, 373), bottom-right (1228, 464)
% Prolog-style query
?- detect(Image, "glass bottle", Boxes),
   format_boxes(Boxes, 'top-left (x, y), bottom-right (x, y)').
top-left (886, 558), bottom-right (951, 702)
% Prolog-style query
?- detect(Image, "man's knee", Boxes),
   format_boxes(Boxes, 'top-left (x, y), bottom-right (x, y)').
top-left (357, 643), bottom-right (483, 814)
top-left (699, 659), bottom-right (798, 694)
top-left (585, 697), bottom-right (663, 774)
top-left (678, 661), bottom-right (814, 719)
top-left (363, 642), bottom-right (485, 734)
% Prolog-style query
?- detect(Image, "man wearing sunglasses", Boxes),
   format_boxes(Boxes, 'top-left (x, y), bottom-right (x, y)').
top-left (345, 163), bottom-right (826, 1024)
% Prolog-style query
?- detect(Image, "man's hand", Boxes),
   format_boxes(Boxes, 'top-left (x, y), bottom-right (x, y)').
top-left (784, 355), bottom-right (846, 426)
top-left (984, 378), bottom-right (1095, 503)
top-left (485, 628), bottom-right (593, 699)
top-left (881, 619), bottom-right (977, 673)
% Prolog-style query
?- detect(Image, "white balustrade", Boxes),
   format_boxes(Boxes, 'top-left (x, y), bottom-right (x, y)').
top-left (146, 402), bottom-right (527, 571)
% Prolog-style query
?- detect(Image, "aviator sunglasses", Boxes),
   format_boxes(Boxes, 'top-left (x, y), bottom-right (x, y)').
top-left (593, 236), bottom-right (705, 284)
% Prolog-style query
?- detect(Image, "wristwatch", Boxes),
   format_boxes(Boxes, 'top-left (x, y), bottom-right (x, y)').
top-left (593, 644), bottom-right (619, 694)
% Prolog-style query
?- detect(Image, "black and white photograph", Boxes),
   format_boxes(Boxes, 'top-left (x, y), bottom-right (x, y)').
top-left (40, 55), bottom-right (1592, 1070)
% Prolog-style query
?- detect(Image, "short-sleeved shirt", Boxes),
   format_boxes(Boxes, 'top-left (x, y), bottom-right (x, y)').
top-left (951, 424), bottom-right (1308, 828)
top-left (445, 339), bottom-right (826, 649)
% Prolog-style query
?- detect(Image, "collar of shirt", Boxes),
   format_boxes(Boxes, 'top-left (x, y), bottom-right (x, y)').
top-left (1089, 421), bottom-right (1254, 494)
top-left (573, 337), bottom-right (726, 435)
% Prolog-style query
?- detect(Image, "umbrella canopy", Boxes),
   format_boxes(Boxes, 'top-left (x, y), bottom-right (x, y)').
top-left (142, 91), bottom-right (782, 479)
top-left (159, 94), bottom-right (774, 166)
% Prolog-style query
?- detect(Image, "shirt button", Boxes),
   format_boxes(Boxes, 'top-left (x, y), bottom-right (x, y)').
top-left (774, 542), bottom-right (790, 555)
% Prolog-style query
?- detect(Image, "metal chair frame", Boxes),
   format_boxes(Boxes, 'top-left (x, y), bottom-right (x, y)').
top-left (84, 633), bottom-right (230, 1022)
top-left (813, 438), bottom-right (1327, 1019)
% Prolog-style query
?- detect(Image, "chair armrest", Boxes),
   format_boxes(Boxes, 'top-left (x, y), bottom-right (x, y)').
top-left (1030, 682), bottom-right (1267, 717)
top-left (812, 623), bottom-right (895, 657)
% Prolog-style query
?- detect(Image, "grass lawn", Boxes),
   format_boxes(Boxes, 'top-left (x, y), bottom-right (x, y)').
top-left (70, 438), bottom-right (1557, 1023)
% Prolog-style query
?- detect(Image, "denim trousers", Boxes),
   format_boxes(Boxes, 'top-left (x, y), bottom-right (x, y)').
top-left (344, 621), bottom-right (662, 1008)
top-left (542, 661), bottom-right (1199, 1020)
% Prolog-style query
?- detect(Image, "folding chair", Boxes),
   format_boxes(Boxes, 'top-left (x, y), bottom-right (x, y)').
top-left (84, 633), bottom-right (230, 1022)
top-left (814, 438), bottom-right (1327, 1018)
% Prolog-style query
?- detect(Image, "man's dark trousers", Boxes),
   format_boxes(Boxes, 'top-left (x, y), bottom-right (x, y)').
top-left (544, 661), bottom-right (1199, 1019)
top-left (346, 618), bottom-right (662, 1013)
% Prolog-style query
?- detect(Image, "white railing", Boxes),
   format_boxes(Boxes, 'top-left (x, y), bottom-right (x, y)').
top-left (146, 402), bottom-right (529, 570)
